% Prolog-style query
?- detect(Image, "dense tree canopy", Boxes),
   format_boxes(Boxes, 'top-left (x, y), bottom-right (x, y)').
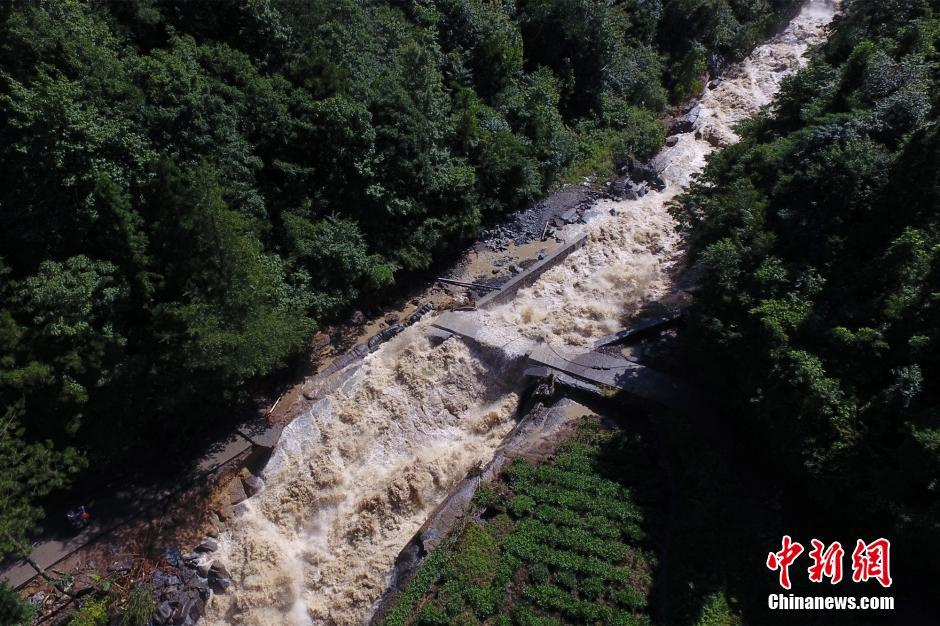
top-left (674, 0), bottom-right (940, 604)
top-left (0, 0), bottom-right (800, 550)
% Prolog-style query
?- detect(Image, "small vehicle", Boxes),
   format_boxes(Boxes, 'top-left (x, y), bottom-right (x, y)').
top-left (66, 505), bottom-right (90, 530)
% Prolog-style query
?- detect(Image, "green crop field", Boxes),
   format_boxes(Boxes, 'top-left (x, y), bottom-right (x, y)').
top-left (383, 419), bottom-right (659, 626)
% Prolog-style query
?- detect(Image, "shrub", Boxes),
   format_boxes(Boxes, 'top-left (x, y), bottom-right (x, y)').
top-left (465, 585), bottom-right (497, 618)
top-left (0, 583), bottom-right (35, 626)
top-left (120, 586), bottom-right (154, 626)
top-left (383, 550), bottom-right (446, 626)
top-left (415, 602), bottom-right (448, 626)
top-left (580, 576), bottom-right (605, 600)
top-left (440, 580), bottom-right (466, 617)
top-left (613, 586), bottom-right (648, 610)
top-left (554, 570), bottom-right (577, 590)
top-left (528, 563), bottom-right (549, 584)
top-left (445, 523), bottom-right (499, 588)
top-left (508, 495), bottom-right (536, 517)
top-left (68, 598), bottom-right (109, 626)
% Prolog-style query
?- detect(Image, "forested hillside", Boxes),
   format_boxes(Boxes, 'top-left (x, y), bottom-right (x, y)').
top-left (0, 0), bottom-right (801, 551)
top-left (675, 0), bottom-right (940, 605)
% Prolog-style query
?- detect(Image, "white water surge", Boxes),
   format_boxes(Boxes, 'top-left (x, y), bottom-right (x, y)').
top-left (207, 2), bottom-right (838, 623)
top-left (489, 0), bottom-right (839, 347)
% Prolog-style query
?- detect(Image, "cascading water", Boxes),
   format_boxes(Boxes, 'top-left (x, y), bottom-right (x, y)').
top-left (488, 0), bottom-right (840, 348)
top-left (207, 2), bottom-right (839, 623)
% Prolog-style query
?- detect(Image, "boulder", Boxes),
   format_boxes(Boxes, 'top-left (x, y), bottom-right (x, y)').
top-left (214, 503), bottom-right (234, 522)
top-left (627, 159), bottom-right (666, 192)
top-left (348, 310), bottom-right (366, 326)
top-left (155, 601), bottom-right (173, 624)
top-left (194, 537), bottom-right (219, 553)
top-left (701, 126), bottom-right (726, 148)
top-left (384, 313), bottom-right (400, 325)
top-left (559, 208), bottom-right (580, 224)
top-left (665, 135), bottom-right (679, 147)
top-left (209, 562), bottom-right (233, 592)
top-left (240, 469), bottom-right (264, 497)
top-left (227, 477), bottom-right (247, 507)
top-left (367, 325), bottom-right (404, 351)
top-left (671, 103), bottom-right (702, 134)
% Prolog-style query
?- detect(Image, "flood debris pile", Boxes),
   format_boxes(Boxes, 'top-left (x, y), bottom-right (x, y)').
top-left (148, 543), bottom-right (232, 626)
top-left (480, 187), bottom-right (608, 252)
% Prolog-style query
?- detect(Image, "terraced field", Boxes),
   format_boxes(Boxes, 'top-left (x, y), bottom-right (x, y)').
top-left (383, 419), bottom-right (660, 626)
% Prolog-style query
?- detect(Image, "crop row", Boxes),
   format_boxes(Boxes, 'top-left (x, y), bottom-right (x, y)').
top-left (504, 532), bottom-right (631, 582)
top-left (523, 584), bottom-right (651, 625)
top-left (527, 463), bottom-right (626, 499)
top-left (513, 518), bottom-right (631, 561)
top-left (531, 502), bottom-right (624, 538)
top-left (511, 480), bottom-right (642, 523)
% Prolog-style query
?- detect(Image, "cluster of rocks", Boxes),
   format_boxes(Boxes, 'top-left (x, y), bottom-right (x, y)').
top-left (481, 224), bottom-right (525, 252)
top-left (150, 540), bottom-right (230, 625)
top-left (671, 102), bottom-right (703, 135)
top-left (367, 302), bottom-right (434, 351)
top-left (609, 158), bottom-right (667, 201)
top-left (215, 467), bottom-right (263, 522)
top-left (479, 187), bottom-right (607, 252)
top-left (668, 99), bottom-right (728, 148)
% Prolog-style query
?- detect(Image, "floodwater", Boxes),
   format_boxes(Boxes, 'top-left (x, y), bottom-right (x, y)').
top-left (206, 2), bottom-right (839, 623)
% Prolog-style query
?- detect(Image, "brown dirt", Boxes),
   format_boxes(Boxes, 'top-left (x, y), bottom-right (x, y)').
top-left (24, 453), bottom-right (247, 624)
top-left (18, 188), bottom-right (592, 619)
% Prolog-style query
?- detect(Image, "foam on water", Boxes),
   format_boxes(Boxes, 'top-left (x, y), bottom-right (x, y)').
top-left (207, 3), bottom-right (839, 623)
top-left (487, 0), bottom-right (839, 348)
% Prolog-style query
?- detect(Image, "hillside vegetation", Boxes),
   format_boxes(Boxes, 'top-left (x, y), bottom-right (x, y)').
top-left (674, 0), bottom-right (940, 609)
top-left (0, 0), bottom-right (801, 552)
top-left (383, 419), bottom-right (661, 626)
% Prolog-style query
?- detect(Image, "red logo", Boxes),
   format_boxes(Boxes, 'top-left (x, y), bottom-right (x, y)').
top-left (767, 537), bottom-right (893, 589)
top-left (807, 539), bottom-right (844, 584)
top-left (767, 535), bottom-right (804, 590)
top-left (851, 538), bottom-right (893, 588)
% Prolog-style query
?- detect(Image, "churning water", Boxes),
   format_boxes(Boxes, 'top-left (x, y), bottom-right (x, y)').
top-left (207, 2), bottom-right (839, 623)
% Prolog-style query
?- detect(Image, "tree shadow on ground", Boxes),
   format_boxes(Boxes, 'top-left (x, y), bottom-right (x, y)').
top-left (591, 400), bottom-right (913, 625)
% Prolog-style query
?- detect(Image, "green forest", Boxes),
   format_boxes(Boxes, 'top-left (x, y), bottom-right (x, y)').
top-left (3, 0), bottom-right (940, 622)
top-left (674, 0), bottom-right (940, 615)
top-left (0, 0), bottom-right (802, 555)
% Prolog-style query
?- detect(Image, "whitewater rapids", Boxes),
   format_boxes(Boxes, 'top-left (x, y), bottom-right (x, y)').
top-left (207, 2), bottom-right (839, 623)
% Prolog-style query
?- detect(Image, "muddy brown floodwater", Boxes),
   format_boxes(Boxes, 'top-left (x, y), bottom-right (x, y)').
top-left (206, 2), bottom-right (840, 623)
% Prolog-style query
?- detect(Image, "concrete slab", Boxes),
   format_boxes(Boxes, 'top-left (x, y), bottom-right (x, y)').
top-left (430, 310), bottom-right (483, 343)
top-left (1, 559), bottom-right (37, 589)
top-left (197, 431), bottom-right (252, 473)
top-left (477, 233), bottom-right (588, 308)
top-left (426, 327), bottom-right (453, 345)
top-left (527, 345), bottom-right (699, 413)
top-left (239, 423), bottom-right (284, 450)
top-left (592, 309), bottom-right (685, 348)
top-left (523, 366), bottom-right (606, 396)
